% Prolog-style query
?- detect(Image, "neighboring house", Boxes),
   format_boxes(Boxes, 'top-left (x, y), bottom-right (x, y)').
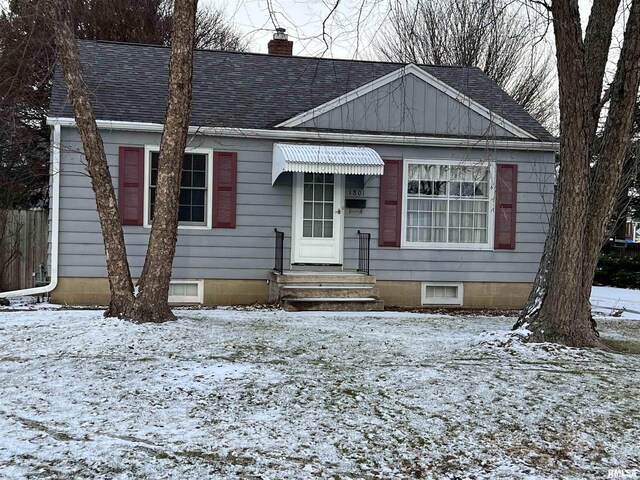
top-left (626, 217), bottom-right (639, 243)
top-left (44, 32), bottom-right (557, 310)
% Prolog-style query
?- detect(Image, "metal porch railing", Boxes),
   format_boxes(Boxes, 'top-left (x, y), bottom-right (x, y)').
top-left (274, 228), bottom-right (284, 274)
top-left (357, 230), bottom-right (371, 275)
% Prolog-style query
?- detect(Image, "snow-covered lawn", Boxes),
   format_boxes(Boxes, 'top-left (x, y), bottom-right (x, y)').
top-left (592, 286), bottom-right (640, 319)
top-left (1, 302), bottom-right (639, 478)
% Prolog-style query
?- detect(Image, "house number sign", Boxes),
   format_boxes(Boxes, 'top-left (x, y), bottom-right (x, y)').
top-left (345, 175), bottom-right (366, 209)
top-left (346, 188), bottom-right (365, 198)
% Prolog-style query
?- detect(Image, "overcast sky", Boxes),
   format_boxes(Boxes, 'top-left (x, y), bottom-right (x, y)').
top-left (206, 0), bottom-right (393, 58)
top-left (205, 0), bottom-right (600, 60)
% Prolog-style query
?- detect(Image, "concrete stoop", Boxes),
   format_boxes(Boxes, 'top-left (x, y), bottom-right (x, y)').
top-left (268, 271), bottom-right (384, 312)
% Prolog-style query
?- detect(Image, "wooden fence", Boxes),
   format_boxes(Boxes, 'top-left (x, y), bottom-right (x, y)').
top-left (0, 210), bottom-right (48, 292)
top-left (602, 241), bottom-right (640, 259)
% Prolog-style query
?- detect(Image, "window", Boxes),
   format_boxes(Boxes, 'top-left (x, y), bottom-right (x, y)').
top-left (302, 173), bottom-right (334, 238)
top-left (145, 148), bottom-right (213, 229)
top-left (403, 161), bottom-right (494, 248)
top-left (421, 282), bottom-right (463, 305)
top-left (168, 280), bottom-right (204, 304)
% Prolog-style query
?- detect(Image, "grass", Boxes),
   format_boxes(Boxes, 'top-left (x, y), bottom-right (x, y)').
top-left (602, 338), bottom-right (640, 354)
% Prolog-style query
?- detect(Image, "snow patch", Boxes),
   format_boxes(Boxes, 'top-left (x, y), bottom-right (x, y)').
top-left (591, 286), bottom-right (640, 320)
top-left (0, 308), bottom-right (639, 478)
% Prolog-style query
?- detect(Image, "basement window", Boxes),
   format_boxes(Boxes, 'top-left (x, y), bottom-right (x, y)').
top-left (421, 282), bottom-right (463, 305)
top-left (168, 280), bottom-right (204, 304)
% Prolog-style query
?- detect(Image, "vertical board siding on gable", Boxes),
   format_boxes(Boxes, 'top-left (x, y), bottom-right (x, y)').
top-left (387, 78), bottom-right (404, 132)
top-left (298, 75), bottom-right (515, 138)
top-left (57, 127), bottom-right (554, 283)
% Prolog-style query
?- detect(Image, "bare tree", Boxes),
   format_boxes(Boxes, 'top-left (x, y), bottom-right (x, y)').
top-left (377, 0), bottom-right (557, 129)
top-left (53, 0), bottom-right (136, 317)
top-left (53, 0), bottom-right (197, 322)
top-left (609, 136), bottom-right (639, 239)
top-left (514, 0), bottom-right (640, 346)
top-left (0, 0), bottom-right (244, 214)
top-left (610, 101), bottom-right (640, 238)
top-left (0, 210), bottom-right (23, 292)
top-left (196, 5), bottom-right (248, 51)
top-left (0, 1), bottom-right (55, 209)
top-left (130, 0), bottom-right (197, 322)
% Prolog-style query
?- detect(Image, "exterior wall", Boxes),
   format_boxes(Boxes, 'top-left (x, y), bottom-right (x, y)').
top-left (51, 277), bottom-right (268, 305)
top-left (377, 281), bottom-right (532, 309)
top-left (55, 126), bottom-right (554, 303)
top-left (57, 128), bottom-right (292, 280)
top-left (298, 74), bottom-right (515, 138)
top-left (346, 144), bottom-right (554, 283)
top-left (52, 277), bottom-right (530, 309)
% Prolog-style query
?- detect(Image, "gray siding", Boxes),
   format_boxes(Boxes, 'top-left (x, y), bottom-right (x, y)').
top-left (57, 127), bottom-right (554, 283)
top-left (343, 145), bottom-right (554, 283)
top-left (298, 74), bottom-right (516, 138)
top-left (58, 129), bottom-right (292, 280)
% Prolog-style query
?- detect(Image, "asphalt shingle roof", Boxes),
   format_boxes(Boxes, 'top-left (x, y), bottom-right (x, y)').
top-left (49, 40), bottom-right (554, 142)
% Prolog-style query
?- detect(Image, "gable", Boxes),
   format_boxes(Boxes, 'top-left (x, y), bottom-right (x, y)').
top-left (280, 65), bottom-right (533, 139)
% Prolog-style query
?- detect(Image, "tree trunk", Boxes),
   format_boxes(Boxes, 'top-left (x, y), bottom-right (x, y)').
top-left (515, 0), bottom-right (640, 347)
top-left (610, 154), bottom-right (638, 239)
top-left (52, 2), bottom-right (135, 317)
top-left (131, 0), bottom-right (197, 323)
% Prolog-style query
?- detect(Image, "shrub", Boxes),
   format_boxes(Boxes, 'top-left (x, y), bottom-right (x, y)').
top-left (594, 254), bottom-right (640, 289)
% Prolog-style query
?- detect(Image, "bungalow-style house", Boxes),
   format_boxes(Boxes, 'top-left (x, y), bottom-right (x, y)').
top-left (43, 31), bottom-right (557, 310)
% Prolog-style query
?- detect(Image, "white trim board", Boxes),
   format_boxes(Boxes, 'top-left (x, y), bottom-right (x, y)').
top-left (47, 117), bottom-right (558, 152)
top-left (274, 64), bottom-right (536, 140)
top-left (143, 145), bottom-right (214, 230)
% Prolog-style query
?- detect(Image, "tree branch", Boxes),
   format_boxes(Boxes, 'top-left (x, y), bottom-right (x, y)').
top-left (583, 0), bottom-right (622, 131)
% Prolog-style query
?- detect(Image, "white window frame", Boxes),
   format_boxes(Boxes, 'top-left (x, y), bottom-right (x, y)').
top-left (168, 279), bottom-right (204, 304)
top-left (401, 159), bottom-right (496, 250)
top-left (421, 282), bottom-right (464, 306)
top-left (143, 145), bottom-right (214, 230)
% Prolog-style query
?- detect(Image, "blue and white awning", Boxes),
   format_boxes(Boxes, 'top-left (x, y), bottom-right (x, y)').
top-left (272, 143), bottom-right (384, 184)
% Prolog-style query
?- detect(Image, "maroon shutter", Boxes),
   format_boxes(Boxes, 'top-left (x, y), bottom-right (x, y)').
top-left (379, 159), bottom-right (403, 247)
top-left (494, 163), bottom-right (518, 249)
top-left (213, 151), bottom-right (237, 228)
top-left (118, 146), bottom-right (144, 225)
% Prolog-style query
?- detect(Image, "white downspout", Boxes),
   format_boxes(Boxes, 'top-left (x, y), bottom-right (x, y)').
top-left (0, 124), bottom-right (60, 298)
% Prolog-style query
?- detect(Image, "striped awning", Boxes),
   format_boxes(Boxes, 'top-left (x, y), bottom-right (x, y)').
top-left (272, 143), bottom-right (384, 184)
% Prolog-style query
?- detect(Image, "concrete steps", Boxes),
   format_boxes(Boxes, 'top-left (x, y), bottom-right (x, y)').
top-left (268, 271), bottom-right (384, 312)
top-left (282, 297), bottom-right (385, 312)
top-left (281, 284), bottom-right (377, 299)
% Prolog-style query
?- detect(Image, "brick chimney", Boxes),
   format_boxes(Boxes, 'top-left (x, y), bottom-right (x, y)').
top-left (268, 28), bottom-right (293, 56)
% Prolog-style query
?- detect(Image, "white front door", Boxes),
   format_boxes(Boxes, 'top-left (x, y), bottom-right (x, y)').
top-left (292, 172), bottom-right (344, 264)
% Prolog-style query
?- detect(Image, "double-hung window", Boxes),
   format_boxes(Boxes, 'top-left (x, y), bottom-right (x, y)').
top-left (403, 160), bottom-right (494, 248)
top-left (145, 148), bottom-right (213, 228)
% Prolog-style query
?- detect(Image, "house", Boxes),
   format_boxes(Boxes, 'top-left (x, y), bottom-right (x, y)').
top-left (43, 31), bottom-right (557, 310)
top-left (625, 217), bottom-right (639, 243)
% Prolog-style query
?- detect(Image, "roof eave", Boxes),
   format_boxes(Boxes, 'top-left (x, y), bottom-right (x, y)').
top-left (46, 117), bottom-right (559, 152)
